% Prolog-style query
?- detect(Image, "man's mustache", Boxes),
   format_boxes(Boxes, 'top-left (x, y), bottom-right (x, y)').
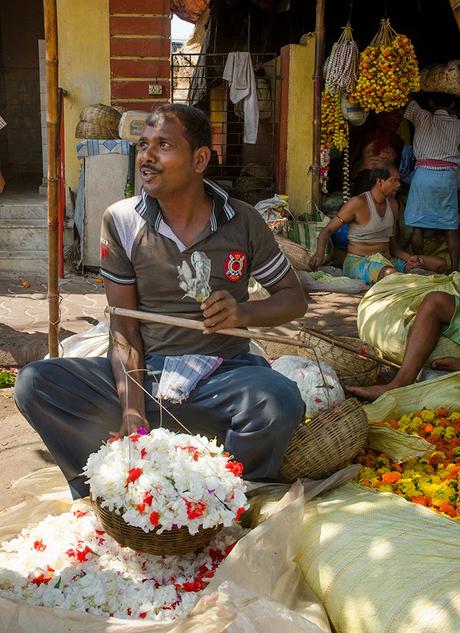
top-left (140, 163), bottom-right (162, 174)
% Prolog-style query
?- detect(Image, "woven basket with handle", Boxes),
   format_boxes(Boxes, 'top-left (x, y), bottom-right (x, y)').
top-left (298, 332), bottom-right (382, 387)
top-left (280, 397), bottom-right (368, 481)
top-left (93, 498), bottom-right (222, 556)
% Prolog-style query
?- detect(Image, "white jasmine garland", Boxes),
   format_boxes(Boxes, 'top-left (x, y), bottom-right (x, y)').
top-left (84, 428), bottom-right (249, 535)
top-left (0, 509), bottom-right (246, 621)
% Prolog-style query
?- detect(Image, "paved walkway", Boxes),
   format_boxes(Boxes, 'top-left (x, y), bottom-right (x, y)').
top-left (0, 272), bottom-right (362, 366)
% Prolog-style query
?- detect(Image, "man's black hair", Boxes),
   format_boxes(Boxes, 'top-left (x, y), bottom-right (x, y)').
top-left (429, 92), bottom-right (456, 110)
top-left (146, 104), bottom-right (212, 151)
top-left (368, 163), bottom-right (396, 188)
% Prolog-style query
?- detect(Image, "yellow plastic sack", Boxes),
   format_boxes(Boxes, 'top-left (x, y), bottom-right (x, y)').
top-left (297, 483), bottom-right (460, 633)
top-left (357, 272), bottom-right (460, 364)
top-left (364, 372), bottom-right (460, 462)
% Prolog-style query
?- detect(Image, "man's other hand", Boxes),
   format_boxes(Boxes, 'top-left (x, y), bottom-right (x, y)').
top-left (118, 408), bottom-right (150, 437)
top-left (201, 290), bottom-right (247, 334)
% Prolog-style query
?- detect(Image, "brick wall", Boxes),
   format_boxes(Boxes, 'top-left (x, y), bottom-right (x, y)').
top-left (110, 0), bottom-right (171, 112)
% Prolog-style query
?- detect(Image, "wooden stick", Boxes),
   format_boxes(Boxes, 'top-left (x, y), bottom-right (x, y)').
top-left (106, 306), bottom-right (400, 369)
top-left (44, 0), bottom-right (60, 357)
top-left (311, 0), bottom-right (326, 210)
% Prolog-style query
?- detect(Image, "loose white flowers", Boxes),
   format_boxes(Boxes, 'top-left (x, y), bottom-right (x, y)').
top-left (84, 428), bottom-right (249, 534)
top-left (0, 508), bottom-right (246, 621)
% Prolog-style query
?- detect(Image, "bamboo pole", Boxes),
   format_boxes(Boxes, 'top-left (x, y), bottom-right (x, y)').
top-left (106, 306), bottom-right (400, 370)
top-left (44, 0), bottom-right (60, 357)
top-left (311, 0), bottom-right (326, 210)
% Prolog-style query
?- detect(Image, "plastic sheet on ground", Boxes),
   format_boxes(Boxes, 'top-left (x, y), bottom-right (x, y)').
top-left (298, 267), bottom-right (367, 295)
top-left (0, 467), bottom-right (353, 633)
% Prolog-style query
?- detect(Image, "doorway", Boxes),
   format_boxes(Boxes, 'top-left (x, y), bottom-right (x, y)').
top-left (0, 0), bottom-right (45, 194)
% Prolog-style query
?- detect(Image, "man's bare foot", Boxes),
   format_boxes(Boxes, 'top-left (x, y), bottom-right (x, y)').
top-left (346, 382), bottom-right (396, 402)
top-left (432, 357), bottom-right (460, 372)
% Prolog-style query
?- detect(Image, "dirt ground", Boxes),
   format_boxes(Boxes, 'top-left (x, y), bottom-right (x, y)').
top-left (0, 388), bottom-right (53, 512)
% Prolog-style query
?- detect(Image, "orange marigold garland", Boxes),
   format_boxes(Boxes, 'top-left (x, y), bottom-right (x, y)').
top-left (350, 19), bottom-right (420, 113)
top-left (355, 408), bottom-right (460, 520)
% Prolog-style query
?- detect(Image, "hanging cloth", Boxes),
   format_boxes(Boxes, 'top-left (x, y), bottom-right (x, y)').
top-left (223, 52), bottom-right (259, 144)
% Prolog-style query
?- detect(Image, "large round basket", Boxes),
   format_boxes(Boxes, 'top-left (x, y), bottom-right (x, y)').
top-left (93, 498), bottom-right (222, 556)
top-left (275, 234), bottom-right (311, 271)
top-left (280, 397), bottom-right (368, 481)
top-left (298, 332), bottom-right (383, 387)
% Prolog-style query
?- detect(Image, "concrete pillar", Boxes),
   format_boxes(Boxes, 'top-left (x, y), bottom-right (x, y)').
top-left (278, 37), bottom-right (315, 217)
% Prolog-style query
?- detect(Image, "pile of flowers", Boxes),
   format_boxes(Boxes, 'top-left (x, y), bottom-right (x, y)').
top-left (355, 408), bottom-right (460, 520)
top-left (350, 19), bottom-right (420, 112)
top-left (84, 428), bottom-right (249, 534)
top-left (0, 508), bottom-right (246, 621)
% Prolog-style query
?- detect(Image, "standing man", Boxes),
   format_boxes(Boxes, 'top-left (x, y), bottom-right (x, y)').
top-left (404, 93), bottom-right (460, 272)
top-left (310, 165), bottom-right (446, 283)
top-left (14, 104), bottom-right (307, 500)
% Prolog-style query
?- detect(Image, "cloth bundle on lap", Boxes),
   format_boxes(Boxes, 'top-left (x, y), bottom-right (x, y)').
top-left (157, 355), bottom-right (223, 404)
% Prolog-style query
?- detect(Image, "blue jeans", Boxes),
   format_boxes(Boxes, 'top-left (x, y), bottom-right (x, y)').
top-left (14, 354), bottom-right (304, 499)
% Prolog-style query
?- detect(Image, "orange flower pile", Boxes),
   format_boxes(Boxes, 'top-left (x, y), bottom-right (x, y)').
top-left (355, 408), bottom-right (460, 520)
top-left (350, 19), bottom-right (420, 113)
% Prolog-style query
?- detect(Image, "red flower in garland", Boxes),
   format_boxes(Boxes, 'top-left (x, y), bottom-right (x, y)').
top-left (107, 433), bottom-right (121, 444)
top-left (73, 510), bottom-right (88, 519)
top-left (126, 467), bottom-right (143, 485)
top-left (184, 499), bottom-right (207, 520)
top-left (149, 511), bottom-right (159, 526)
top-left (225, 460), bottom-right (244, 478)
top-left (31, 572), bottom-right (53, 586)
top-left (143, 492), bottom-right (153, 506)
top-left (33, 539), bottom-right (46, 552)
top-left (140, 448), bottom-right (147, 459)
top-left (234, 507), bottom-right (246, 522)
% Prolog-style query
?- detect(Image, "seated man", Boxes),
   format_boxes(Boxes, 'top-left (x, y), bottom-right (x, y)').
top-left (14, 104), bottom-right (307, 499)
top-left (310, 165), bottom-right (446, 283)
top-left (348, 291), bottom-right (460, 401)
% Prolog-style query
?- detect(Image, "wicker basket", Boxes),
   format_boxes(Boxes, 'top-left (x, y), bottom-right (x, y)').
top-left (75, 121), bottom-right (120, 140)
top-left (280, 397), bottom-right (368, 481)
top-left (80, 104), bottom-right (123, 128)
top-left (299, 331), bottom-right (382, 387)
top-left (93, 498), bottom-right (222, 556)
top-left (275, 234), bottom-right (311, 271)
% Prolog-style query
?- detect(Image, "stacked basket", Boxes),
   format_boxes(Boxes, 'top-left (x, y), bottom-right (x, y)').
top-left (75, 104), bottom-right (125, 139)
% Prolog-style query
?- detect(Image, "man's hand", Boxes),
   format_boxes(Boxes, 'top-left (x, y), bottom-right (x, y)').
top-left (309, 251), bottom-right (325, 271)
top-left (117, 407), bottom-right (150, 437)
top-left (201, 290), bottom-right (247, 334)
top-left (406, 255), bottom-right (424, 269)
